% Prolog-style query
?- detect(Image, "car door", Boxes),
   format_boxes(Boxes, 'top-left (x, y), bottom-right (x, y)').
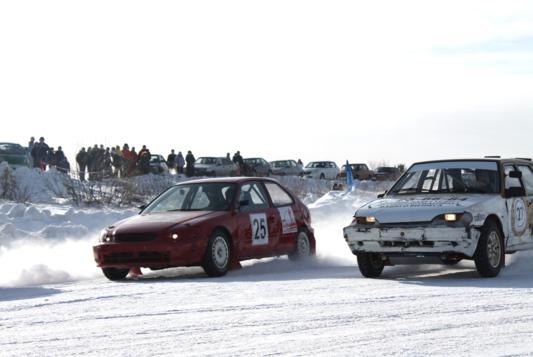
top-left (263, 181), bottom-right (299, 254)
top-left (236, 181), bottom-right (281, 258)
top-left (504, 164), bottom-right (531, 247)
top-left (517, 164), bottom-right (533, 243)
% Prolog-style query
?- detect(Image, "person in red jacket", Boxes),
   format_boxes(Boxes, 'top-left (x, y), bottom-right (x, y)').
top-left (121, 144), bottom-right (135, 177)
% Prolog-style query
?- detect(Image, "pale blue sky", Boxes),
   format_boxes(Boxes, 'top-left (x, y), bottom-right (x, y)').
top-left (1, 0), bottom-right (532, 167)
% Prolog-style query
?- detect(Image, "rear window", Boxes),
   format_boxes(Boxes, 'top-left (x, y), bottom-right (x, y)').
top-left (265, 182), bottom-right (294, 206)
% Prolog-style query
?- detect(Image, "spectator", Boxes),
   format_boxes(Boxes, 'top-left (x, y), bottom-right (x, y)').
top-left (176, 151), bottom-right (185, 175)
top-left (28, 137), bottom-right (35, 168)
top-left (48, 147), bottom-right (56, 168)
top-left (55, 146), bottom-right (70, 174)
top-left (86, 145), bottom-right (97, 181)
top-left (103, 147), bottom-right (113, 178)
top-left (130, 147), bottom-right (138, 175)
top-left (167, 150), bottom-right (177, 172)
top-left (138, 145), bottom-right (149, 159)
top-left (138, 145), bottom-right (151, 174)
top-left (76, 147), bottom-right (88, 181)
top-left (185, 150), bottom-right (195, 177)
top-left (232, 151), bottom-right (244, 175)
top-left (111, 147), bottom-right (123, 177)
top-left (297, 159), bottom-right (303, 167)
top-left (122, 144), bottom-right (136, 177)
top-left (31, 137), bottom-right (50, 171)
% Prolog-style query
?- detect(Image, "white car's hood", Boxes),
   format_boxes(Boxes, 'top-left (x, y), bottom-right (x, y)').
top-left (356, 194), bottom-right (499, 223)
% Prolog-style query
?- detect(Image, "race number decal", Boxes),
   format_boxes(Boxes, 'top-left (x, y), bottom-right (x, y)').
top-left (512, 198), bottom-right (528, 236)
top-left (278, 207), bottom-right (298, 234)
top-left (250, 213), bottom-right (268, 246)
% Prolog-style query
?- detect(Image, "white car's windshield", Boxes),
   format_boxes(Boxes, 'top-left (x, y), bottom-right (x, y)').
top-left (389, 161), bottom-right (500, 195)
top-left (143, 183), bottom-right (236, 213)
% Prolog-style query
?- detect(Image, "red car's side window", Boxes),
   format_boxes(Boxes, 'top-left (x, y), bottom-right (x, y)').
top-left (239, 182), bottom-right (270, 212)
top-left (264, 182), bottom-right (294, 207)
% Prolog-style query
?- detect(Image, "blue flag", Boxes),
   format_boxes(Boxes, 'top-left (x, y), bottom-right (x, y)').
top-left (345, 160), bottom-right (354, 190)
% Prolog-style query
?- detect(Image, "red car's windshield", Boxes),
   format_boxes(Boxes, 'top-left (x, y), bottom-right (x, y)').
top-left (143, 183), bottom-right (237, 213)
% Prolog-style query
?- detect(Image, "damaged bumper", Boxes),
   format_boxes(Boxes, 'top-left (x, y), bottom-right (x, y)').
top-left (343, 224), bottom-right (481, 258)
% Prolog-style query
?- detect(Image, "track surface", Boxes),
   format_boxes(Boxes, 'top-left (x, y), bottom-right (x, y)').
top-left (3, 258), bottom-right (533, 356)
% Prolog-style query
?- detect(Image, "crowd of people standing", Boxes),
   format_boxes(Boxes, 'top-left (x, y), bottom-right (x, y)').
top-left (28, 136), bottom-right (70, 173)
top-left (26, 137), bottom-right (262, 182)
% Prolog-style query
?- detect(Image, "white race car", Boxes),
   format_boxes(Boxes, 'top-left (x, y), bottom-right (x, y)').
top-left (343, 158), bottom-right (533, 278)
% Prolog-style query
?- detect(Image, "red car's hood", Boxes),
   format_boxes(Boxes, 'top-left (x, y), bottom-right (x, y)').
top-left (112, 211), bottom-right (217, 234)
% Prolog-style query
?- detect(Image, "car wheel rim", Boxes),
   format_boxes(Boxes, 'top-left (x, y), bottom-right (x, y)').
top-left (212, 236), bottom-right (229, 269)
top-left (487, 231), bottom-right (501, 268)
top-left (297, 232), bottom-right (310, 257)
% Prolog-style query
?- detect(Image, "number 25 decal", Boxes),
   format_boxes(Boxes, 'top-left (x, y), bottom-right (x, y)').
top-left (250, 213), bottom-right (269, 246)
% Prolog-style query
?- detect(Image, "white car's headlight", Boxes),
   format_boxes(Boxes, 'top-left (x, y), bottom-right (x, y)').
top-left (433, 212), bottom-right (473, 226)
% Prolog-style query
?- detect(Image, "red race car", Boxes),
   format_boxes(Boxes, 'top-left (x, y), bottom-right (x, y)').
top-left (93, 177), bottom-right (315, 280)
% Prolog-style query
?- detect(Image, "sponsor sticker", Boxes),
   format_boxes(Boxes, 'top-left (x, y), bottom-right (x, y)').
top-left (250, 213), bottom-right (269, 246)
top-left (278, 207), bottom-right (298, 234)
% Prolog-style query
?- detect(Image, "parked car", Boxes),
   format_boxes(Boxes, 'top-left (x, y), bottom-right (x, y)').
top-left (339, 163), bottom-right (374, 180)
top-left (270, 160), bottom-right (304, 176)
top-left (374, 166), bottom-right (401, 181)
top-left (0, 142), bottom-right (29, 168)
top-left (343, 158), bottom-right (533, 278)
top-left (149, 155), bottom-right (169, 174)
top-left (93, 177), bottom-right (315, 280)
top-left (303, 161), bottom-right (340, 180)
top-left (194, 157), bottom-right (237, 177)
top-left (243, 157), bottom-right (271, 176)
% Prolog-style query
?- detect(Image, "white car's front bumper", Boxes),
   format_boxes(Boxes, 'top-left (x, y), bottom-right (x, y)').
top-left (343, 225), bottom-right (481, 257)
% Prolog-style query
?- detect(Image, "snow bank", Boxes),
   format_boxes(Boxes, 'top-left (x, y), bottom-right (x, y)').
top-left (0, 162), bottom-right (68, 203)
top-left (0, 203), bottom-right (136, 287)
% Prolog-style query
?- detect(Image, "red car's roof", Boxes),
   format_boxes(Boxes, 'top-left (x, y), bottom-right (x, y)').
top-left (177, 177), bottom-right (280, 185)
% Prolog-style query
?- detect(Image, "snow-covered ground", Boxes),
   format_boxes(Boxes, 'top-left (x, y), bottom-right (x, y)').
top-left (2, 185), bottom-right (533, 355)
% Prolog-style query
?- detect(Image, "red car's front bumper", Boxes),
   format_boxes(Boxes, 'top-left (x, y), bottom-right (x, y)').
top-left (93, 240), bottom-right (205, 269)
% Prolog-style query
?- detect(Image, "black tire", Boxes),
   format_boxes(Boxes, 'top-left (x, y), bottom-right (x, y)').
top-left (102, 267), bottom-right (129, 281)
top-left (357, 253), bottom-right (384, 278)
top-left (289, 230), bottom-right (312, 261)
top-left (202, 230), bottom-right (231, 277)
top-left (474, 221), bottom-right (504, 277)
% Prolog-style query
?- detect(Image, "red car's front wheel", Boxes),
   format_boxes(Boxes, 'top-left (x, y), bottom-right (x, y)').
top-left (102, 267), bottom-right (129, 281)
top-left (202, 230), bottom-right (231, 277)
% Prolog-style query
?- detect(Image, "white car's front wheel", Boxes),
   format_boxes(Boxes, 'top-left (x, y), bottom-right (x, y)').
top-left (474, 221), bottom-right (504, 278)
top-left (357, 253), bottom-right (384, 278)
